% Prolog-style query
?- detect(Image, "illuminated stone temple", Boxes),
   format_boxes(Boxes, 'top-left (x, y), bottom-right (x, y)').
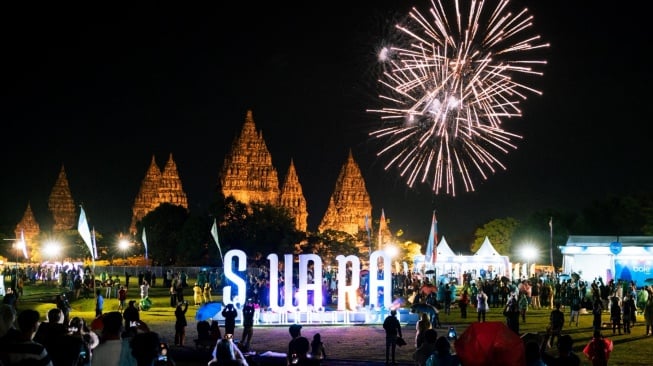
top-left (48, 165), bottom-right (76, 231)
top-left (20, 109), bottom-right (382, 258)
top-left (129, 153), bottom-right (188, 234)
top-left (219, 110), bottom-right (372, 237)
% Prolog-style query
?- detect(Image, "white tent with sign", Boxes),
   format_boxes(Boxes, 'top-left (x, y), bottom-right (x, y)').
top-left (431, 236), bottom-right (460, 280)
top-left (468, 237), bottom-right (512, 280)
top-left (428, 236), bottom-right (512, 284)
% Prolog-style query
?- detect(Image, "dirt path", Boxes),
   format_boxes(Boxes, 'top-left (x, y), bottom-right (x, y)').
top-left (164, 323), bottom-right (421, 365)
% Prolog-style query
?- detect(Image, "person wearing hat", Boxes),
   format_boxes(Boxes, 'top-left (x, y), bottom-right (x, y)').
top-left (383, 309), bottom-right (402, 365)
top-left (287, 324), bottom-right (302, 365)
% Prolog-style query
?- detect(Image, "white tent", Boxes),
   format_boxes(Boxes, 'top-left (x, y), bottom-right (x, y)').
top-left (437, 236), bottom-right (456, 257)
top-left (429, 236), bottom-right (512, 284)
top-left (474, 237), bottom-right (502, 257)
top-left (469, 237), bottom-right (512, 280)
top-left (432, 236), bottom-right (461, 281)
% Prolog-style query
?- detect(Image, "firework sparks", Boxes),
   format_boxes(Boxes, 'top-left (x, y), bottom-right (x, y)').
top-left (368, 0), bottom-right (548, 196)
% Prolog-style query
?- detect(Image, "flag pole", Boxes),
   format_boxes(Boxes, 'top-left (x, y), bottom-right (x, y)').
top-left (549, 217), bottom-right (554, 273)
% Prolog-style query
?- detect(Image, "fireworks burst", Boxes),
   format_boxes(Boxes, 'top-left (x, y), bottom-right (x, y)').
top-left (368, 0), bottom-right (548, 196)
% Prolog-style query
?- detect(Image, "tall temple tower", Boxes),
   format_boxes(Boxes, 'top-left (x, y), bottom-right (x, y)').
top-left (377, 208), bottom-right (393, 251)
top-left (220, 110), bottom-right (280, 205)
top-left (130, 154), bottom-right (188, 234)
top-left (14, 202), bottom-right (41, 262)
top-left (159, 153), bottom-right (188, 207)
top-left (279, 159), bottom-right (308, 232)
top-left (48, 165), bottom-right (76, 231)
top-left (318, 150), bottom-right (372, 236)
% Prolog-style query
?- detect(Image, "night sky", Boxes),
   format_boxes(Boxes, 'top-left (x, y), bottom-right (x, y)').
top-left (1, 1), bottom-right (650, 252)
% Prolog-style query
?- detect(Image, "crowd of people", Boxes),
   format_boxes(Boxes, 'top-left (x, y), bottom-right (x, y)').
top-left (405, 271), bottom-right (653, 366)
top-left (3, 262), bottom-right (653, 366)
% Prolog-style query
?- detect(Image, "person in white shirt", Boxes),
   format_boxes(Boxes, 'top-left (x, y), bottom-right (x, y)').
top-left (140, 281), bottom-right (150, 299)
top-left (477, 289), bottom-right (489, 322)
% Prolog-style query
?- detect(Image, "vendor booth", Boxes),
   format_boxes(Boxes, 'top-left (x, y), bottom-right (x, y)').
top-left (560, 236), bottom-right (653, 286)
top-left (431, 237), bottom-right (511, 284)
top-left (468, 237), bottom-right (511, 281)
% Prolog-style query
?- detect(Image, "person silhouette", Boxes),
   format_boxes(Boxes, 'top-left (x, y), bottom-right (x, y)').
top-left (383, 309), bottom-right (402, 365)
top-left (222, 303), bottom-right (238, 335)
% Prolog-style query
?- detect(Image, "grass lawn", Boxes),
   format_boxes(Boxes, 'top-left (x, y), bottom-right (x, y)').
top-left (7, 278), bottom-right (653, 365)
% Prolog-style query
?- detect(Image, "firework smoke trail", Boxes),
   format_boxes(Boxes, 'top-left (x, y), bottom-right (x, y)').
top-left (368, 0), bottom-right (548, 196)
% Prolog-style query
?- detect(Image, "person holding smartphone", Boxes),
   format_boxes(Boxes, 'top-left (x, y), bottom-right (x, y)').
top-left (174, 301), bottom-right (189, 347)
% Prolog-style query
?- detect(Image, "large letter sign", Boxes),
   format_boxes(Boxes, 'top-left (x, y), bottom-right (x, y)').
top-left (267, 254), bottom-right (294, 312)
top-left (369, 250), bottom-right (392, 310)
top-left (298, 254), bottom-right (322, 311)
top-left (222, 249), bottom-right (247, 305)
top-left (223, 249), bottom-right (393, 312)
top-left (336, 254), bottom-right (360, 311)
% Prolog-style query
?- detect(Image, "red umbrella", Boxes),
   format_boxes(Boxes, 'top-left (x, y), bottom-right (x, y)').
top-left (454, 322), bottom-right (525, 366)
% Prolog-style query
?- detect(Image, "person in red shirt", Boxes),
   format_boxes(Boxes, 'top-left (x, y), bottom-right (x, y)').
top-left (583, 330), bottom-right (613, 366)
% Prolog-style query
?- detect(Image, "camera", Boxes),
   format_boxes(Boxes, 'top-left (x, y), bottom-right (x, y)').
top-left (447, 326), bottom-right (457, 340)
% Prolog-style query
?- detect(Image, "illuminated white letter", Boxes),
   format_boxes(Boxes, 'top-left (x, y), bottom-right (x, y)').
top-left (335, 255), bottom-right (360, 311)
top-left (369, 250), bottom-right (392, 310)
top-left (222, 249), bottom-right (247, 305)
top-left (267, 253), bottom-right (280, 312)
top-left (298, 254), bottom-right (323, 311)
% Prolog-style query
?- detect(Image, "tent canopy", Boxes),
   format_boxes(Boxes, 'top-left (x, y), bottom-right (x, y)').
top-left (474, 237), bottom-right (502, 256)
top-left (437, 236), bottom-right (456, 257)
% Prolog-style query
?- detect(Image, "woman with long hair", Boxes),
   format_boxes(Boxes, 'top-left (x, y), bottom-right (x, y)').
top-left (415, 312), bottom-right (431, 348)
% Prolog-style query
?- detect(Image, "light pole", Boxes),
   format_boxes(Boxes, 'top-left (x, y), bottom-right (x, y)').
top-left (13, 241), bottom-right (25, 289)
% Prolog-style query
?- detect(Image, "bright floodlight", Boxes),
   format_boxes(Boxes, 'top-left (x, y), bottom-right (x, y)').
top-left (43, 241), bottom-right (61, 258)
top-left (385, 245), bottom-right (399, 258)
top-left (522, 245), bottom-right (538, 262)
top-left (119, 239), bottom-right (130, 253)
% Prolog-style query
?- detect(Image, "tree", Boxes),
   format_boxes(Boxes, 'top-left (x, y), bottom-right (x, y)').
top-left (177, 214), bottom-right (210, 265)
top-left (299, 230), bottom-right (361, 268)
top-left (398, 240), bottom-right (422, 269)
top-left (471, 217), bottom-right (519, 254)
top-left (139, 203), bottom-right (189, 265)
top-left (218, 197), bottom-right (303, 257)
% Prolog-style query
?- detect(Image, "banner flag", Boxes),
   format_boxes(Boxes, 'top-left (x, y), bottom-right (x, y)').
top-left (92, 227), bottom-right (98, 259)
top-left (364, 214), bottom-right (371, 235)
top-left (211, 218), bottom-right (224, 264)
top-left (78, 206), bottom-right (94, 258)
top-left (20, 230), bottom-right (28, 259)
top-left (425, 211), bottom-right (438, 265)
top-left (142, 227), bottom-right (148, 261)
